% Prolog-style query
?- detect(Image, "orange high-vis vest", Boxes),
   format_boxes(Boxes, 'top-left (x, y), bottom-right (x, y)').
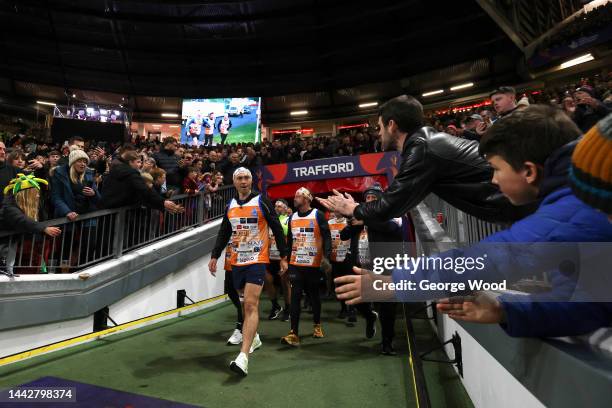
top-left (357, 227), bottom-right (370, 266)
top-left (224, 243), bottom-right (233, 272)
top-left (204, 117), bottom-right (215, 135)
top-left (328, 217), bottom-right (349, 263)
top-left (289, 208), bottom-right (323, 267)
top-left (227, 194), bottom-right (270, 266)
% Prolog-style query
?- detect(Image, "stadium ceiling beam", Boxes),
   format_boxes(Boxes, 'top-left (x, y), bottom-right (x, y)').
top-left (475, 0), bottom-right (525, 53)
top-left (12, 0), bottom-right (381, 25)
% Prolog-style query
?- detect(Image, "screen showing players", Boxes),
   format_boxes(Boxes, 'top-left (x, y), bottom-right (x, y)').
top-left (181, 97), bottom-right (261, 146)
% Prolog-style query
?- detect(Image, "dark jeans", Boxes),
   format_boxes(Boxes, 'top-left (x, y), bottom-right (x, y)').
top-left (289, 265), bottom-right (322, 334)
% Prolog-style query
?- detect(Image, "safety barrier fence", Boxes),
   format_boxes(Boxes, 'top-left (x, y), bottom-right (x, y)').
top-left (0, 186), bottom-right (235, 276)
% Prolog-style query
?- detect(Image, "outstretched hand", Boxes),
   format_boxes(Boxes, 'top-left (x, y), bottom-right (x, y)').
top-left (436, 293), bottom-right (505, 324)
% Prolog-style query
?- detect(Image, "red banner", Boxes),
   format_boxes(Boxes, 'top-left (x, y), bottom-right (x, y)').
top-left (266, 175), bottom-right (388, 200)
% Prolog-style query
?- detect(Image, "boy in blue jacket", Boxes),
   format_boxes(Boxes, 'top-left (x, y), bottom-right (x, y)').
top-left (335, 106), bottom-right (612, 337)
top-left (434, 110), bottom-right (612, 337)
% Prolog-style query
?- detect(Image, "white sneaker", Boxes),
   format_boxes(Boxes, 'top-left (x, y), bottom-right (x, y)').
top-left (249, 333), bottom-right (262, 354)
top-left (227, 329), bottom-right (242, 345)
top-left (230, 352), bottom-right (248, 376)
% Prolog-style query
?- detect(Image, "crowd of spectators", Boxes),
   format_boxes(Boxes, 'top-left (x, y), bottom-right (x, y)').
top-left (1, 73), bottom-right (610, 232)
top-left (425, 72), bottom-right (611, 140)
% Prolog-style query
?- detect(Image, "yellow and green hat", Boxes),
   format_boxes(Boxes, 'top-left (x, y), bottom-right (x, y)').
top-left (569, 114), bottom-right (612, 214)
top-left (3, 173), bottom-right (49, 196)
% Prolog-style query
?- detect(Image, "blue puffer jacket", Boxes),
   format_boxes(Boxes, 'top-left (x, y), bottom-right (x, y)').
top-left (392, 141), bottom-right (612, 337)
top-left (50, 164), bottom-right (100, 219)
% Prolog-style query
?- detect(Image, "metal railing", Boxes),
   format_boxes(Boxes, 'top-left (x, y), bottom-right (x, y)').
top-left (0, 185), bottom-right (235, 275)
top-left (419, 193), bottom-right (548, 287)
top-left (423, 194), bottom-right (503, 245)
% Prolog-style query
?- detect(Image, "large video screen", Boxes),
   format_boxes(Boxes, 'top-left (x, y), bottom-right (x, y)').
top-left (181, 97), bottom-right (261, 146)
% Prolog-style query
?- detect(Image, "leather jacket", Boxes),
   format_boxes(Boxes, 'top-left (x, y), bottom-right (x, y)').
top-left (353, 127), bottom-right (531, 224)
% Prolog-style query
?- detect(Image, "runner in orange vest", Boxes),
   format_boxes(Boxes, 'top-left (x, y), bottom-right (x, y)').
top-left (328, 211), bottom-right (351, 318)
top-left (209, 167), bottom-right (288, 376)
top-left (280, 187), bottom-right (331, 347)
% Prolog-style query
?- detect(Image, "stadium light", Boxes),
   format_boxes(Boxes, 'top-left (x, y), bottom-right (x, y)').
top-left (560, 53), bottom-right (594, 69)
top-left (169, 125), bottom-right (180, 128)
top-left (422, 89), bottom-right (444, 97)
top-left (290, 110), bottom-right (308, 116)
top-left (36, 100), bottom-right (56, 106)
top-left (450, 82), bottom-right (474, 91)
top-left (161, 113), bottom-right (179, 118)
top-left (359, 102), bottom-right (378, 108)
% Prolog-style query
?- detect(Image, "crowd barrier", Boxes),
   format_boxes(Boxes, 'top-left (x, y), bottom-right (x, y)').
top-left (0, 186), bottom-right (236, 276)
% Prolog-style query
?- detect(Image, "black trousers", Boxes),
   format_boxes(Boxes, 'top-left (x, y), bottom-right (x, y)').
top-left (204, 133), bottom-right (213, 146)
top-left (220, 133), bottom-right (228, 145)
top-left (289, 265), bottom-right (322, 334)
top-left (375, 302), bottom-right (397, 342)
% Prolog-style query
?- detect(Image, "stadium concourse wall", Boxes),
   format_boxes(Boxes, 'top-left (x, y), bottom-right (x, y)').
top-left (0, 220), bottom-right (226, 361)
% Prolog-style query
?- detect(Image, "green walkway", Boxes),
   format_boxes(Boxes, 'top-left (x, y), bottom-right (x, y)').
top-left (0, 301), bottom-right (472, 408)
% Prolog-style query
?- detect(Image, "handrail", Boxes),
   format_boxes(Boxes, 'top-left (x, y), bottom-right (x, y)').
top-left (0, 185), bottom-right (236, 275)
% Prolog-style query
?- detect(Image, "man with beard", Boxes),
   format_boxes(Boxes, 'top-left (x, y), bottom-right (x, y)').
top-left (318, 94), bottom-right (529, 226)
top-left (280, 187), bottom-right (331, 347)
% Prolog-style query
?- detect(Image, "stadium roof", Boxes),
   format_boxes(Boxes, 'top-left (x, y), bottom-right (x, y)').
top-left (0, 0), bottom-right (524, 121)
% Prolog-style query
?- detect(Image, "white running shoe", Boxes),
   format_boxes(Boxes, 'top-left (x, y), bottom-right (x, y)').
top-left (230, 352), bottom-right (248, 376)
top-left (249, 333), bottom-right (262, 354)
top-left (227, 329), bottom-right (243, 345)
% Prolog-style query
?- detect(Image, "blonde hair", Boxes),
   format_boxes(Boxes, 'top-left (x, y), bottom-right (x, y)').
top-left (141, 172), bottom-right (153, 185)
top-left (15, 188), bottom-right (40, 221)
top-left (70, 163), bottom-right (86, 185)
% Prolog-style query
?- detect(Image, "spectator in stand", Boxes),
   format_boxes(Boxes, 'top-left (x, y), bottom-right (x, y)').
top-left (569, 86), bottom-right (610, 132)
top-left (462, 114), bottom-right (486, 142)
top-left (142, 157), bottom-right (156, 173)
top-left (222, 152), bottom-right (242, 185)
top-left (100, 150), bottom-right (183, 213)
top-left (150, 168), bottom-right (173, 198)
top-left (0, 141), bottom-right (19, 205)
top-left (48, 150), bottom-right (60, 169)
top-left (182, 167), bottom-right (200, 195)
top-left (153, 137), bottom-right (184, 192)
top-left (57, 136), bottom-right (85, 167)
top-left (6, 150), bottom-right (26, 170)
top-left (490, 86), bottom-right (519, 120)
top-left (445, 124), bottom-right (459, 136)
top-left (51, 150), bottom-right (100, 222)
top-left (141, 172), bottom-right (154, 190)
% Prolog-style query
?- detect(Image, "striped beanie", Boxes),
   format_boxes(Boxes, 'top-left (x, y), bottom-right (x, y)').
top-left (569, 113), bottom-right (612, 214)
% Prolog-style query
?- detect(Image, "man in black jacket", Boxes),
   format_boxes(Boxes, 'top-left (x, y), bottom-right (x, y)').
top-left (340, 184), bottom-right (404, 353)
top-left (0, 142), bottom-right (18, 206)
top-left (152, 138), bottom-right (184, 191)
top-left (99, 150), bottom-right (183, 213)
top-left (318, 94), bottom-right (528, 224)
